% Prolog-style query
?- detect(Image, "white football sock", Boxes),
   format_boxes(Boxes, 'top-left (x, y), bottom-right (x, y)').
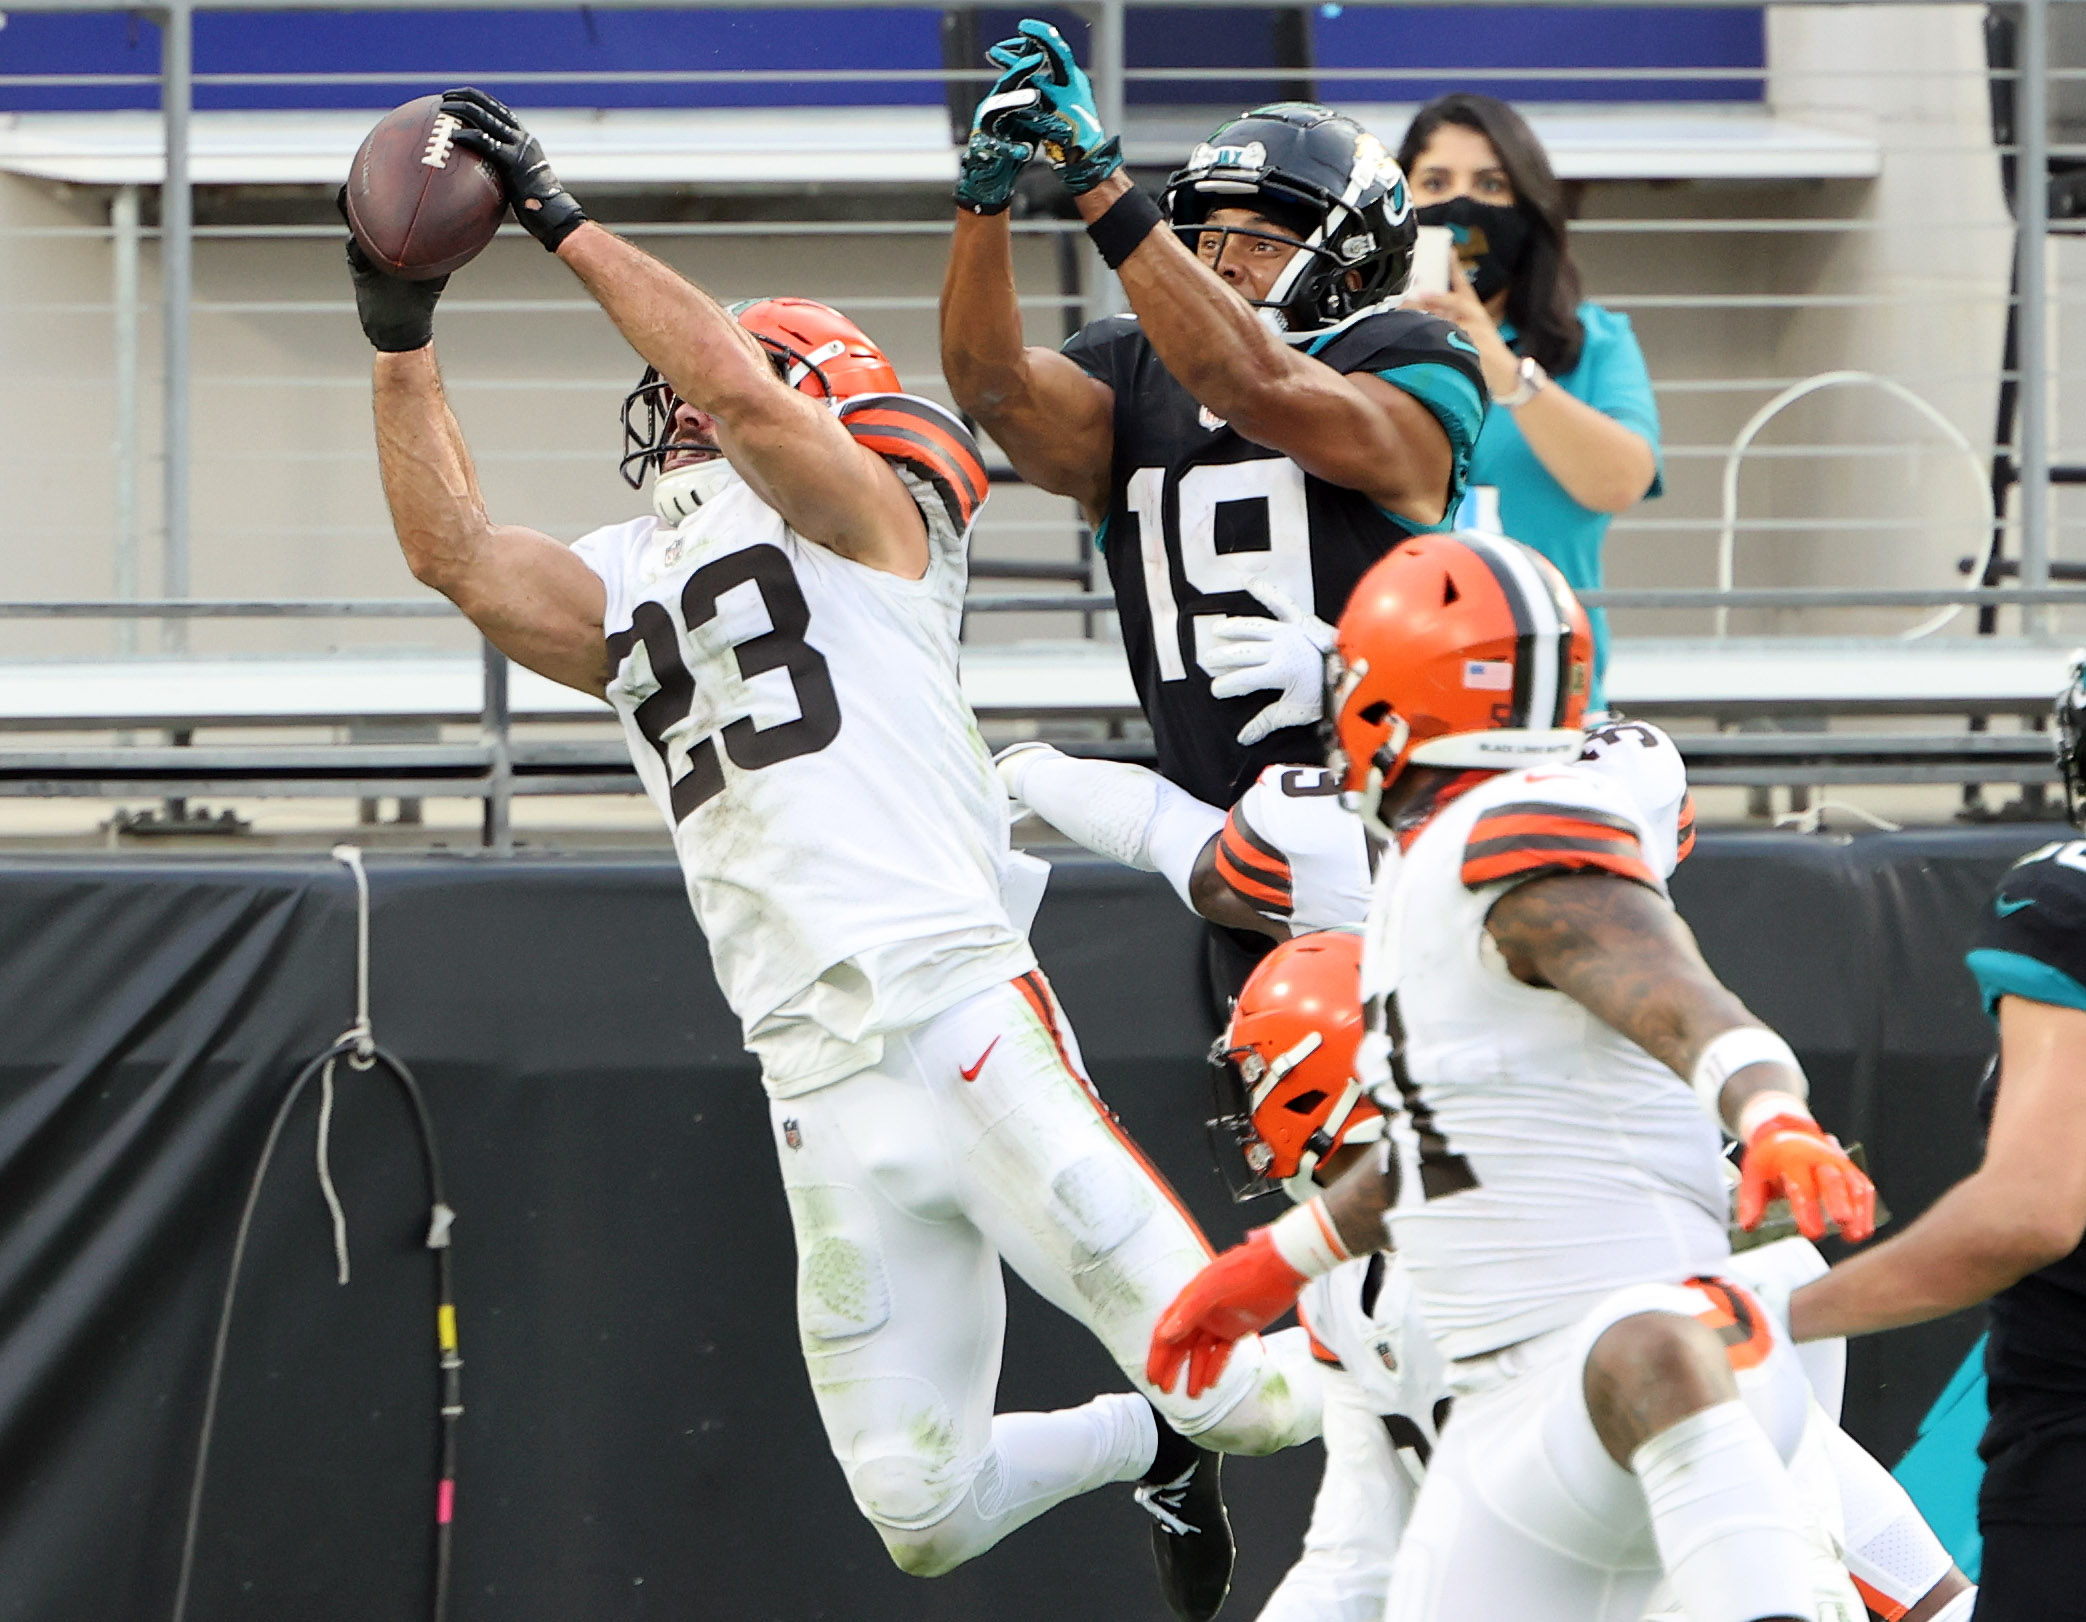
top-left (999, 745), bottom-right (1222, 912)
top-left (1631, 1401), bottom-right (1815, 1622)
top-left (876, 1393), bottom-right (1155, 1574)
top-left (1824, 1421), bottom-right (1954, 1614)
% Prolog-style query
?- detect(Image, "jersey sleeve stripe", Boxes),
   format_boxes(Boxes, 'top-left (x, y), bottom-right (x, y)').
top-left (843, 404), bottom-right (987, 499)
top-left (1215, 840), bottom-right (1293, 915)
top-left (1475, 801), bottom-right (1642, 840)
top-left (1676, 792), bottom-right (1698, 863)
top-left (1462, 845), bottom-right (1659, 890)
top-left (1224, 802), bottom-right (1292, 874)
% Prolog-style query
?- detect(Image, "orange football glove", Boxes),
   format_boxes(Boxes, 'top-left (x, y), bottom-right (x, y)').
top-left (1147, 1228), bottom-right (1307, 1399)
top-left (1737, 1113), bottom-right (1876, 1243)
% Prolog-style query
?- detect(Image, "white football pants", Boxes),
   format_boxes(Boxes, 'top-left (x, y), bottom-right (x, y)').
top-left (767, 970), bottom-right (1320, 1575)
top-left (1384, 1277), bottom-right (1824, 1622)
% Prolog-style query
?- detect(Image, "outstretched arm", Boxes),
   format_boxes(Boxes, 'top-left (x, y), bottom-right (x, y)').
top-left (1486, 871), bottom-right (1874, 1241)
top-left (1790, 994), bottom-right (2086, 1341)
top-left (940, 210), bottom-right (1115, 521)
top-left (442, 89), bottom-right (928, 577)
top-left (1079, 173), bottom-right (1454, 525)
top-left (354, 247), bottom-right (607, 696)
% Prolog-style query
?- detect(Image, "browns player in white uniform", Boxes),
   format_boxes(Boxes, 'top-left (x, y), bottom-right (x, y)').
top-left (1148, 533), bottom-right (1881, 1622)
top-left (356, 90), bottom-right (1318, 1619)
top-left (1010, 691), bottom-right (1967, 1621)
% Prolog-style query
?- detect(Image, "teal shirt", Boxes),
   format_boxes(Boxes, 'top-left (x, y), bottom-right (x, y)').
top-left (1454, 302), bottom-right (1662, 707)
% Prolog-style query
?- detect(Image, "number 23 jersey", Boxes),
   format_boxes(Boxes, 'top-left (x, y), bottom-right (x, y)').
top-left (571, 394), bottom-right (1035, 1097)
top-left (1062, 309), bottom-right (1487, 808)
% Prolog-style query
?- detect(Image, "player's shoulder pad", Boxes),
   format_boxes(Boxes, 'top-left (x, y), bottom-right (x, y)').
top-left (839, 392), bottom-right (988, 532)
top-left (1969, 840), bottom-right (2086, 1014)
top-left (1577, 717), bottom-right (1694, 865)
top-left (1459, 763), bottom-right (1660, 894)
top-left (1308, 305), bottom-right (1485, 383)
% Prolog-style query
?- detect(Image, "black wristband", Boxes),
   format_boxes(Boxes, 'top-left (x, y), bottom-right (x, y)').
top-left (1085, 186), bottom-right (1163, 272)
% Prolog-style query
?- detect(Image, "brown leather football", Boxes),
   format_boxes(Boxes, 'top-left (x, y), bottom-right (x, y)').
top-left (342, 95), bottom-right (506, 281)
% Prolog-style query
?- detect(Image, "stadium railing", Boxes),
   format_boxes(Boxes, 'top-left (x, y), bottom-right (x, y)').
top-left (0, 0), bottom-right (2077, 845)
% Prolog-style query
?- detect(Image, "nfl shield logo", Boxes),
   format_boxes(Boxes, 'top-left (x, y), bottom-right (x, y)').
top-left (783, 1118), bottom-right (803, 1150)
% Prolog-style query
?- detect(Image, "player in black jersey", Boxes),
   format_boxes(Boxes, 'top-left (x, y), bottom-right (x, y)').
top-left (942, 25), bottom-right (1488, 814)
top-left (1791, 661), bottom-right (2086, 1622)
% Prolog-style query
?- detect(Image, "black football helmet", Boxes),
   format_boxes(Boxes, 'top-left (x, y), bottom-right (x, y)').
top-left (2057, 653), bottom-right (2086, 825)
top-left (1164, 103), bottom-right (1418, 338)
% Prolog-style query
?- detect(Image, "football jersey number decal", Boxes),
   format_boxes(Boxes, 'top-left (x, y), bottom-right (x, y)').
top-left (1129, 458), bottom-right (1316, 683)
top-left (623, 544), bottom-right (842, 823)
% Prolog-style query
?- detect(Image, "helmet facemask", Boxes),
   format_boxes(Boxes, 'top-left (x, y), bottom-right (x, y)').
top-left (2059, 653), bottom-right (2086, 826)
top-left (1164, 106), bottom-right (1418, 339)
top-left (619, 365), bottom-right (740, 523)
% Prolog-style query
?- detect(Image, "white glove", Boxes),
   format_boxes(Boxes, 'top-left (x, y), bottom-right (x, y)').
top-left (1200, 576), bottom-right (1338, 747)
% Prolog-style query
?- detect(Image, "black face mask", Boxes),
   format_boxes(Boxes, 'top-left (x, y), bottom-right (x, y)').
top-left (1414, 196), bottom-right (1530, 302)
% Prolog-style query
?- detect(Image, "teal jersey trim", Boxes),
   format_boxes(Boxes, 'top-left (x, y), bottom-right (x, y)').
top-left (1965, 946), bottom-right (2086, 1018)
top-left (1092, 510), bottom-right (1113, 556)
top-left (1372, 360), bottom-right (1485, 535)
top-left (1891, 1335), bottom-right (1987, 1581)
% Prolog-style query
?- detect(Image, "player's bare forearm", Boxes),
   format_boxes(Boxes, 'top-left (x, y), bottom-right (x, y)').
top-left (372, 348), bottom-right (609, 696)
top-left (1076, 175), bottom-right (1451, 520)
top-left (1788, 1171), bottom-right (2061, 1340)
top-left (555, 221), bottom-right (772, 416)
top-left (558, 222), bottom-right (924, 570)
top-left (1485, 872), bottom-right (1803, 1129)
top-left (1320, 1148), bottom-right (1396, 1256)
top-left (1794, 993), bottom-right (2086, 1338)
top-left (940, 210), bottom-right (1113, 518)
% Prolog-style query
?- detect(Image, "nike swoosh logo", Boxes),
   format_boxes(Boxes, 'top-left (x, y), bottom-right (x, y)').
top-left (1996, 895), bottom-right (2036, 916)
top-left (1446, 332), bottom-right (1480, 356)
top-left (960, 1037), bottom-right (1000, 1082)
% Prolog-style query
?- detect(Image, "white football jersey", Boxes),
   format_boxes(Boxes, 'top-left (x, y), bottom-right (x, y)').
top-left (1214, 764), bottom-right (1377, 933)
top-left (1299, 1252), bottom-right (1451, 1475)
top-left (572, 394), bottom-right (1034, 1097)
top-left (1359, 762), bottom-right (1730, 1361)
top-left (1212, 720), bottom-right (1694, 936)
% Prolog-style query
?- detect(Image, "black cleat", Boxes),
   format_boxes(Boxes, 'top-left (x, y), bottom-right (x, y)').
top-left (1134, 1411), bottom-right (1234, 1622)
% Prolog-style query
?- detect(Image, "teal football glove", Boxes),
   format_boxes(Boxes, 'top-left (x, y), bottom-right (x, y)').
top-left (955, 48), bottom-right (1044, 213)
top-left (985, 19), bottom-right (1122, 195)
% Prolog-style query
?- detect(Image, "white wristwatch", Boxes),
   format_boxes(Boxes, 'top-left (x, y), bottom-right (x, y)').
top-left (1497, 355), bottom-right (1549, 409)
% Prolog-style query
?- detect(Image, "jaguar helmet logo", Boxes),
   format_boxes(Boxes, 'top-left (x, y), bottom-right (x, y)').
top-left (1190, 139), bottom-right (1268, 173)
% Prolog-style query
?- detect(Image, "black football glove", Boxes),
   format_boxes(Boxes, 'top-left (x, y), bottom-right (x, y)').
top-left (338, 187), bottom-right (446, 351)
top-left (439, 86), bottom-right (588, 252)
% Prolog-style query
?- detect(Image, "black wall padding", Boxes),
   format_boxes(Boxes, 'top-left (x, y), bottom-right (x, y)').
top-left (0, 827), bottom-right (2052, 1620)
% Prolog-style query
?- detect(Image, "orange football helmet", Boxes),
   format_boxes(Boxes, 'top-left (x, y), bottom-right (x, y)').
top-left (1326, 530), bottom-right (1592, 833)
top-left (730, 296), bottom-right (901, 401)
top-left (1208, 930), bottom-right (1382, 1202)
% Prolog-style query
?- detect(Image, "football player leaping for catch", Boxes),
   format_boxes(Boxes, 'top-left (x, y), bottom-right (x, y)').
top-left (349, 87), bottom-right (1318, 1619)
top-left (1148, 532), bottom-right (1883, 1622)
top-left (941, 20), bottom-right (1489, 1000)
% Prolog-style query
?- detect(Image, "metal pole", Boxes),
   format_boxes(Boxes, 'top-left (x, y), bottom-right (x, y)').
top-left (160, 0), bottom-right (193, 653)
top-left (481, 638), bottom-right (513, 856)
top-left (111, 184), bottom-right (140, 657)
top-left (1084, 0), bottom-right (1126, 321)
top-left (2017, 0), bottom-right (2052, 635)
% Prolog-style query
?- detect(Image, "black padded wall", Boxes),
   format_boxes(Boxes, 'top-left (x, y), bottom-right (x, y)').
top-left (0, 828), bottom-right (2045, 1620)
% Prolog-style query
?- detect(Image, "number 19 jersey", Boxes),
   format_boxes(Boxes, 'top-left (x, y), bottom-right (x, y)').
top-left (1062, 310), bottom-right (1487, 807)
top-left (572, 394), bottom-right (1035, 1098)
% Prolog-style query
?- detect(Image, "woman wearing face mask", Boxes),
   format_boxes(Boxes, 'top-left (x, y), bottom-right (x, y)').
top-left (1397, 92), bottom-right (1661, 703)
